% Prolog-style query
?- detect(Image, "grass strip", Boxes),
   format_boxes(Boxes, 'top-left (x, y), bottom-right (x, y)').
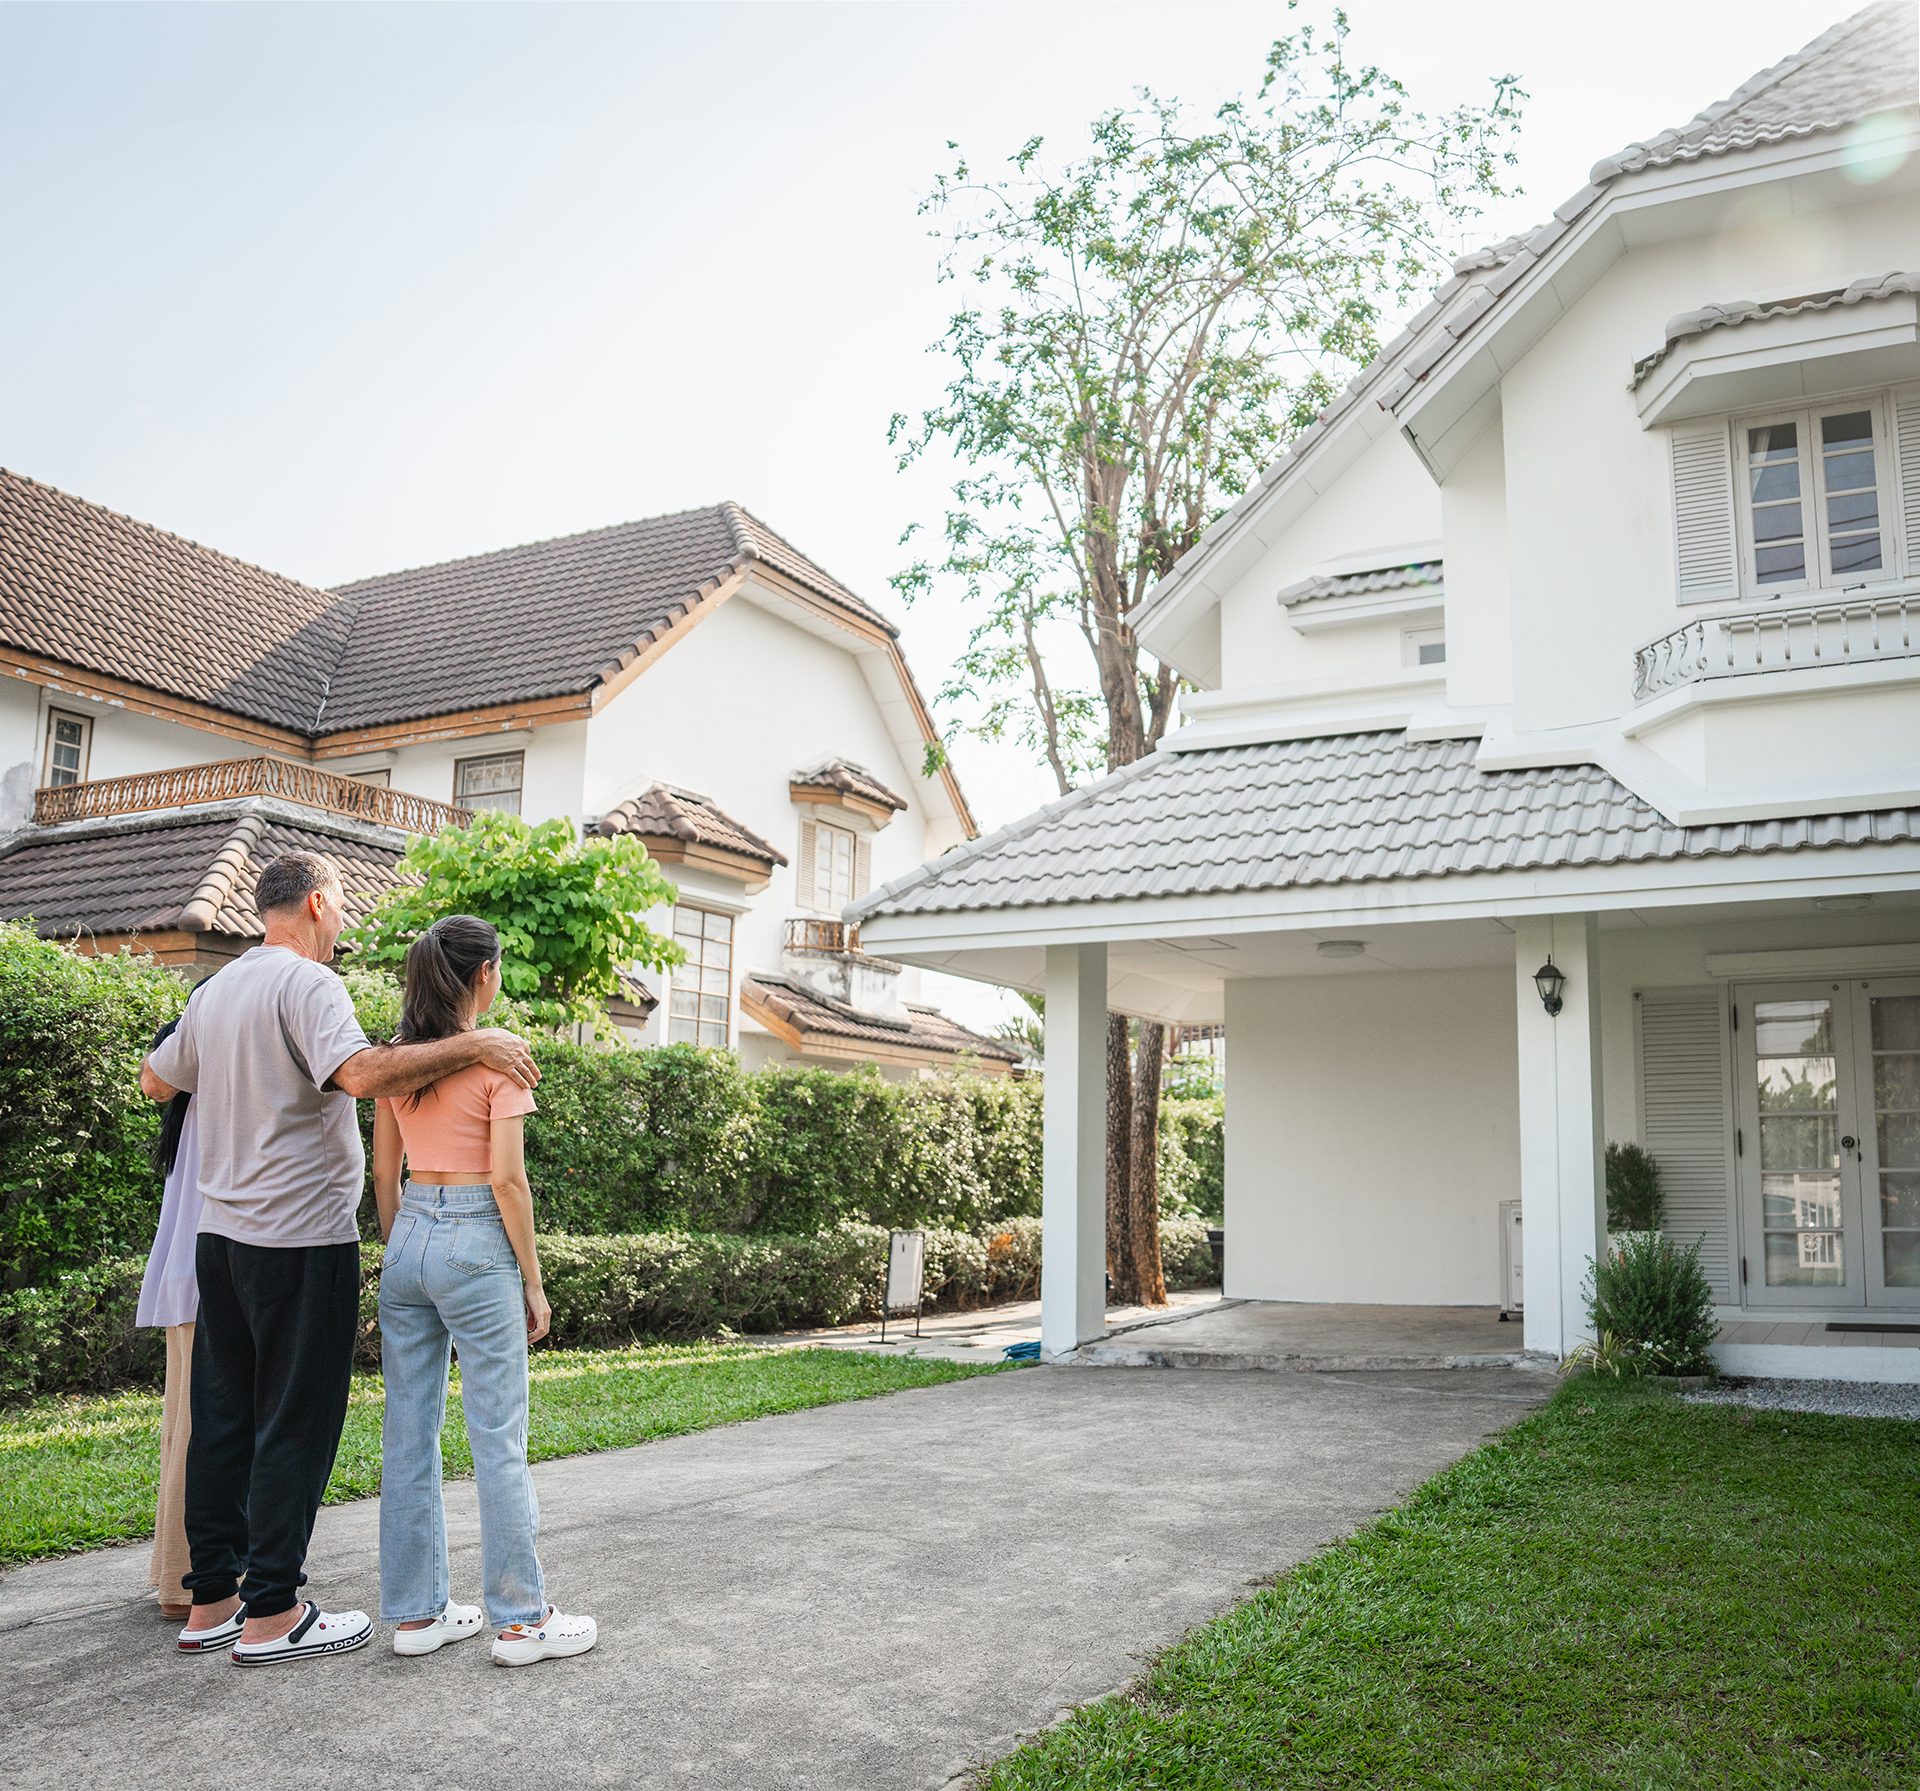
top-left (980, 1377), bottom-right (1920, 1790)
top-left (0, 1342), bottom-right (1002, 1565)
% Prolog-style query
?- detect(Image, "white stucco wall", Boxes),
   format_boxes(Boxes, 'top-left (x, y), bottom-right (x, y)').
top-left (1214, 425), bottom-right (1442, 689)
top-left (1222, 964), bottom-right (1520, 1305)
top-left (1500, 184), bottom-right (1919, 736)
top-left (1438, 413), bottom-right (1512, 711)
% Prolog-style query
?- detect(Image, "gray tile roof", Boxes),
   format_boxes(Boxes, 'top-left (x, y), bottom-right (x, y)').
top-left (1634, 271), bottom-right (1920, 385)
top-left (1136, 3), bottom-right (1918, 630)
top-left (852, 732), bottom-right (1920, 920)
top-left (593, 782), bottom-right (788, 867)
top-left (324, 503), bottom-right (896, 734)
top-left (0, 803), bottom-right (407, 939)
top-left (1279, 560), bottom-right (1443, 609)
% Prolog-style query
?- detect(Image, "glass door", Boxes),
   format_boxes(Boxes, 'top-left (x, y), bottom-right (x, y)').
top-left (1852, 979), bottom-right (1920, 1310)
top-left (1734, 983), bottom-right (1866, 1309)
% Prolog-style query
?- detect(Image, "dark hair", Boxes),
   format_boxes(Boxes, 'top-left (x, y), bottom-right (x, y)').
top-left (397, 915), bottom-right (502, 1045)
top-left (256, 852), bottom-right (339, 916)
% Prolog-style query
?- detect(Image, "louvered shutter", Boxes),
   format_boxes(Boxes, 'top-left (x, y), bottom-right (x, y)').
top-left (1636, 986), bottom-right (1737, 1299)
top-left (853, 835), bottom-right (872, 900)
top-left (1669, 424), bottom-right (1740, 603)
top-left (1892, 385), bottom-right (1920, 577)
top-left (796, 821), bottom-right (817, 910)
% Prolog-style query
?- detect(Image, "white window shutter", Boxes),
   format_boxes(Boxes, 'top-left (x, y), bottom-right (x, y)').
top-left (1636, 987), bottom-right (1736, 1300)
top-left (853, 835), bottom-right (872, 901)
top-left (1892, 385), bottom-right (1920, 577)
top-left (796, 821), bottom-right (817, 910)
top-left (1669, 424), bottom-right (1740, 603)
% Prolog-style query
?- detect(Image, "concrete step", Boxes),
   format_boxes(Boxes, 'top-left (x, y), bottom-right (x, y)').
top-left (1076, 1339), bottom-right (1541, 1372)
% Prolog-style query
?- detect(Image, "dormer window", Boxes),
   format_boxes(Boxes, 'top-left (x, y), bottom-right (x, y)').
top-left (1742, 404), bottom-right (1890, 591)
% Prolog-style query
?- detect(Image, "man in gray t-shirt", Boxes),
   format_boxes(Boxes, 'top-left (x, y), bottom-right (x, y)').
top-left (142, 851), bottom-right (539, 1664)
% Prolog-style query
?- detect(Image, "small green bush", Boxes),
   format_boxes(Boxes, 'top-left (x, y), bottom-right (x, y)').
top-left (2, 1214), bottom-right (1219, 1401)
top-left (0, 924), bottom-right (183, 1287)
top-left (1604, 1141), bottom-right (1665, 1232)
top-left (1584, 1231), bottom-right (1717, 1376)
top-left (1160, 1098), bottom-right (1225, 1222)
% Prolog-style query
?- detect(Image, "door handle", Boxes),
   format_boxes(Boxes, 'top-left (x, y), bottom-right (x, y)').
top-left (1840, 1135), bottom-right (1858, 1152)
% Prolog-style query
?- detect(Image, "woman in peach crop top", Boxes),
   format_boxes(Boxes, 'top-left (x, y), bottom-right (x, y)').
top-left (371, 914), bottom-right (595, 1668)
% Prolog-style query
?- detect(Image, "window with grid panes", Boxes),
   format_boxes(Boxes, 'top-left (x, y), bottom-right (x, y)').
top-left (1742, 401), bottom-right (1891, 592)
top-left (454, 751), bottom-right (524, 815)
top-left (669, 908), bottom-right (733, 1047)
top-left (42, 712), bottom-right (90, 787)
top-left (813, 822), bottom-right (854, 910)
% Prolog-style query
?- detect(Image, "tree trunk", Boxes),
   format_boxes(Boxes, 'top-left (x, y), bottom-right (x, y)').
top-left (1104, 1012), bottom-right (1135, 1307)
top-left (1129, 1020), bottom-right (1168, 1306)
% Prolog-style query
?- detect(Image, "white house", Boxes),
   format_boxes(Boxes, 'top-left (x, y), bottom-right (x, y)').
top-left (852, 3), bottom-right (1920, 1374)
top-left (0, 478), bottom-right (1017, 1076)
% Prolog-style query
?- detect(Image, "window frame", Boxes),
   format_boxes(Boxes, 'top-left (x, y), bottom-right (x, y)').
top-left (41, 708), bottom-right (92, 788)
top-left (453, 749), bottom-right (525, 815)
top-left (668, 905), bottom-right (734, 1049)
top-left (1730, 392), bottom-right (1898, 600)
top-left (810, 819), bottom-right (856, 913)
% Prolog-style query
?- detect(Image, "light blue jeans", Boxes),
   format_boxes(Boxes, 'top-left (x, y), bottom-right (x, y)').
top-left (378, 1183), bottom-right (546, 1629)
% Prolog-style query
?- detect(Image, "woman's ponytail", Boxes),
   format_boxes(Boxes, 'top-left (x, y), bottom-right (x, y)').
top-left (396, 914), bottom-right (502, 1046)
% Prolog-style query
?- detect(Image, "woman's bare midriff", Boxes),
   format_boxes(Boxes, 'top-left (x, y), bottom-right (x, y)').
top-left (408, 1172), bottom-right (494, 1185)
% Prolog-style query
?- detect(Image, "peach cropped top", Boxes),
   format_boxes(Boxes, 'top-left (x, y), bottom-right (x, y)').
top-left (377, 1063), bottom-right (537, 1174)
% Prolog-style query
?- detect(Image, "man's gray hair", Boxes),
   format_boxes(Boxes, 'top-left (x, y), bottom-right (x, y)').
top-left (255, 851), bottom-right (341, 917)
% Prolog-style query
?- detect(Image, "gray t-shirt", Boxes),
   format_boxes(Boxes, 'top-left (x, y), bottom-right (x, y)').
top-left (148, 945), bottom-right (372, 1248)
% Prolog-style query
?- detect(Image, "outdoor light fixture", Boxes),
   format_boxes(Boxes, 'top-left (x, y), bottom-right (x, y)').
top-left (1533, 957), bottom-right (1567, 1017)
top-left (1317, 940), bottom-right (1366, 959)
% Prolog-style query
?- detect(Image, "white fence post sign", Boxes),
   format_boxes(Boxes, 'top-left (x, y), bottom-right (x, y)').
top-left (880, 1230), bottom-right (927, 1341)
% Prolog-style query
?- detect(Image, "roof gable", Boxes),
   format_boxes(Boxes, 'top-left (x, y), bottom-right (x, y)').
top-left (1132, 2), bottom-right (1919, 663)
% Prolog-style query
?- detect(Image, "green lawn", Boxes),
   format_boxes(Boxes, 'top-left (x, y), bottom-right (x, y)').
top-left (981, 1378), bottom-right (1920, 1790)
top-left (0, 1343), bottom-right (1003, 1566)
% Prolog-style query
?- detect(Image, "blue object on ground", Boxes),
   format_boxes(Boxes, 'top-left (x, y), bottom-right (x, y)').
top-left (1003, 1339), bottom-right (1042, 1362)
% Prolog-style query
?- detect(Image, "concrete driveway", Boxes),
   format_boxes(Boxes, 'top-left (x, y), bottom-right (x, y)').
top-left (0, 1363), bottom-right (1550, 1790)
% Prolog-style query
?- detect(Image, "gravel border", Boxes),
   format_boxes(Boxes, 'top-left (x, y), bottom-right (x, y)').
top-left (1685, 1376), bottom-right (1920, 1419)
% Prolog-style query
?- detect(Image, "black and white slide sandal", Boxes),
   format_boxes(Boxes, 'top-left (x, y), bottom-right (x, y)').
top-left (176, 1609), bottom-right (245, 1653)
top-left (229, 1603), bottom-right (373, 1666)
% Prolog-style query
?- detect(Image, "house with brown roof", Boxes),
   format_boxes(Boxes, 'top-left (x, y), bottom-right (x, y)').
top-left (0, 481), bottom-right (1016, 1076)
top-left (854, 4), bottom-right (1920, 1368)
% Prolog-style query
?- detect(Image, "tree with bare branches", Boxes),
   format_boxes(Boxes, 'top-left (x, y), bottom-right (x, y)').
top-left (893, 15), bottom-right (1521, 1303)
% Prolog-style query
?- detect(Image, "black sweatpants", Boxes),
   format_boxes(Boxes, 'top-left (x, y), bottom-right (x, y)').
top-left (184, 1235), bottom-right (360, 1618)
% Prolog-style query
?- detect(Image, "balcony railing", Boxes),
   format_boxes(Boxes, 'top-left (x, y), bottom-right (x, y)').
top-left (784, 917), bottom-right (861, 954)
top-left (32, 756), bottom-right (474, 835)
top-left (1634, 592), bottom-right (1920, 703)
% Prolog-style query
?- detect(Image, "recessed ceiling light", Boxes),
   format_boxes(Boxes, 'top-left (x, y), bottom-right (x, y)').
top-left (1815, 896), bottom-right (1873, 911)
top-left (1317, 940), bottom-right (1366, 959)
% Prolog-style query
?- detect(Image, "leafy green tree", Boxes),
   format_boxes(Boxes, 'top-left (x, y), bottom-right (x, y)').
top-left (347, 811), bottom-right (682, 1030)
top-left (892, 18), bottom-right (1521, 1303)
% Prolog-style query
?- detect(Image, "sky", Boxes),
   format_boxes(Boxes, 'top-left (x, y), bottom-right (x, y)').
top-left (0, 0), bottom-right (1868, 1030)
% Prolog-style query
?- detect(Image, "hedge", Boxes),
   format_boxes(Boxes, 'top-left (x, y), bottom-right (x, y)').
top-left (0, 1214), bottom-right (1220, 1401)
top-left (3, 931), bottom-right (1223, 1281)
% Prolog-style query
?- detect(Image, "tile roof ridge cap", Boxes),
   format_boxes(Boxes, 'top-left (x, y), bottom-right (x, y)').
top-left (1589, 4), bottom-right (1890, 181)
top-left (727, 501), bottom-right (902, 638)
top-left (179, 812), bottom-right (269, 932)
top-left (331, 501), bottom-right (744, 590)
top-left (0, 467), bottom-right (342, 607)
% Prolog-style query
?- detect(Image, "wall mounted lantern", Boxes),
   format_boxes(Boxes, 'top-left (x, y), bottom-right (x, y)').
top-left (1533, 957), bottom-right (1566, 1017)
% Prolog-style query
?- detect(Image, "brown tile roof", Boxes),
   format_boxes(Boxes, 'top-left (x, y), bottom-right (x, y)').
top-left (0, 476), bottom-right (900, 740)
top-left (324, 503), bottom-right (897, 734)
top-left (594, 783), bottom-right (789, 867)
top-left (0, 805), bottom-right (407, 940)
top-left (790, 758), bottom-right (908, 813)
top-left (741, 972), bottom-right (1021, 1064)
top-left (0, 468), bottom-right (349, 732)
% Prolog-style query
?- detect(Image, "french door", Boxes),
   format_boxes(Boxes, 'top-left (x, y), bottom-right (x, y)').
top-left (1734, 979), bottom-right (1920, 1310)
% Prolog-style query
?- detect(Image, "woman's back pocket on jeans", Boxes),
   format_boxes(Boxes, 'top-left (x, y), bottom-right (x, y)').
top-left (446, 1226), bottom-right (508, 1276)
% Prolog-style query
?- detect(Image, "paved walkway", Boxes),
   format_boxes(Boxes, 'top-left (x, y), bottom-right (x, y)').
top-left (0, 1364), bottom-right (1552, 1790)
top-left (1080, 1301), bottom-right (1534, 1370)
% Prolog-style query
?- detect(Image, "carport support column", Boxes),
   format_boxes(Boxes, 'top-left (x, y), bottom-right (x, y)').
top-left (1514, 914), bottom-right (1605, 1361)
top-left (1041, 942), bottom-right (1107, 1359)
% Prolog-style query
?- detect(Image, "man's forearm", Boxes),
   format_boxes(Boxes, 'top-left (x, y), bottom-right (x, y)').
top-left (334, 1033), bottom-right (486, 1099)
